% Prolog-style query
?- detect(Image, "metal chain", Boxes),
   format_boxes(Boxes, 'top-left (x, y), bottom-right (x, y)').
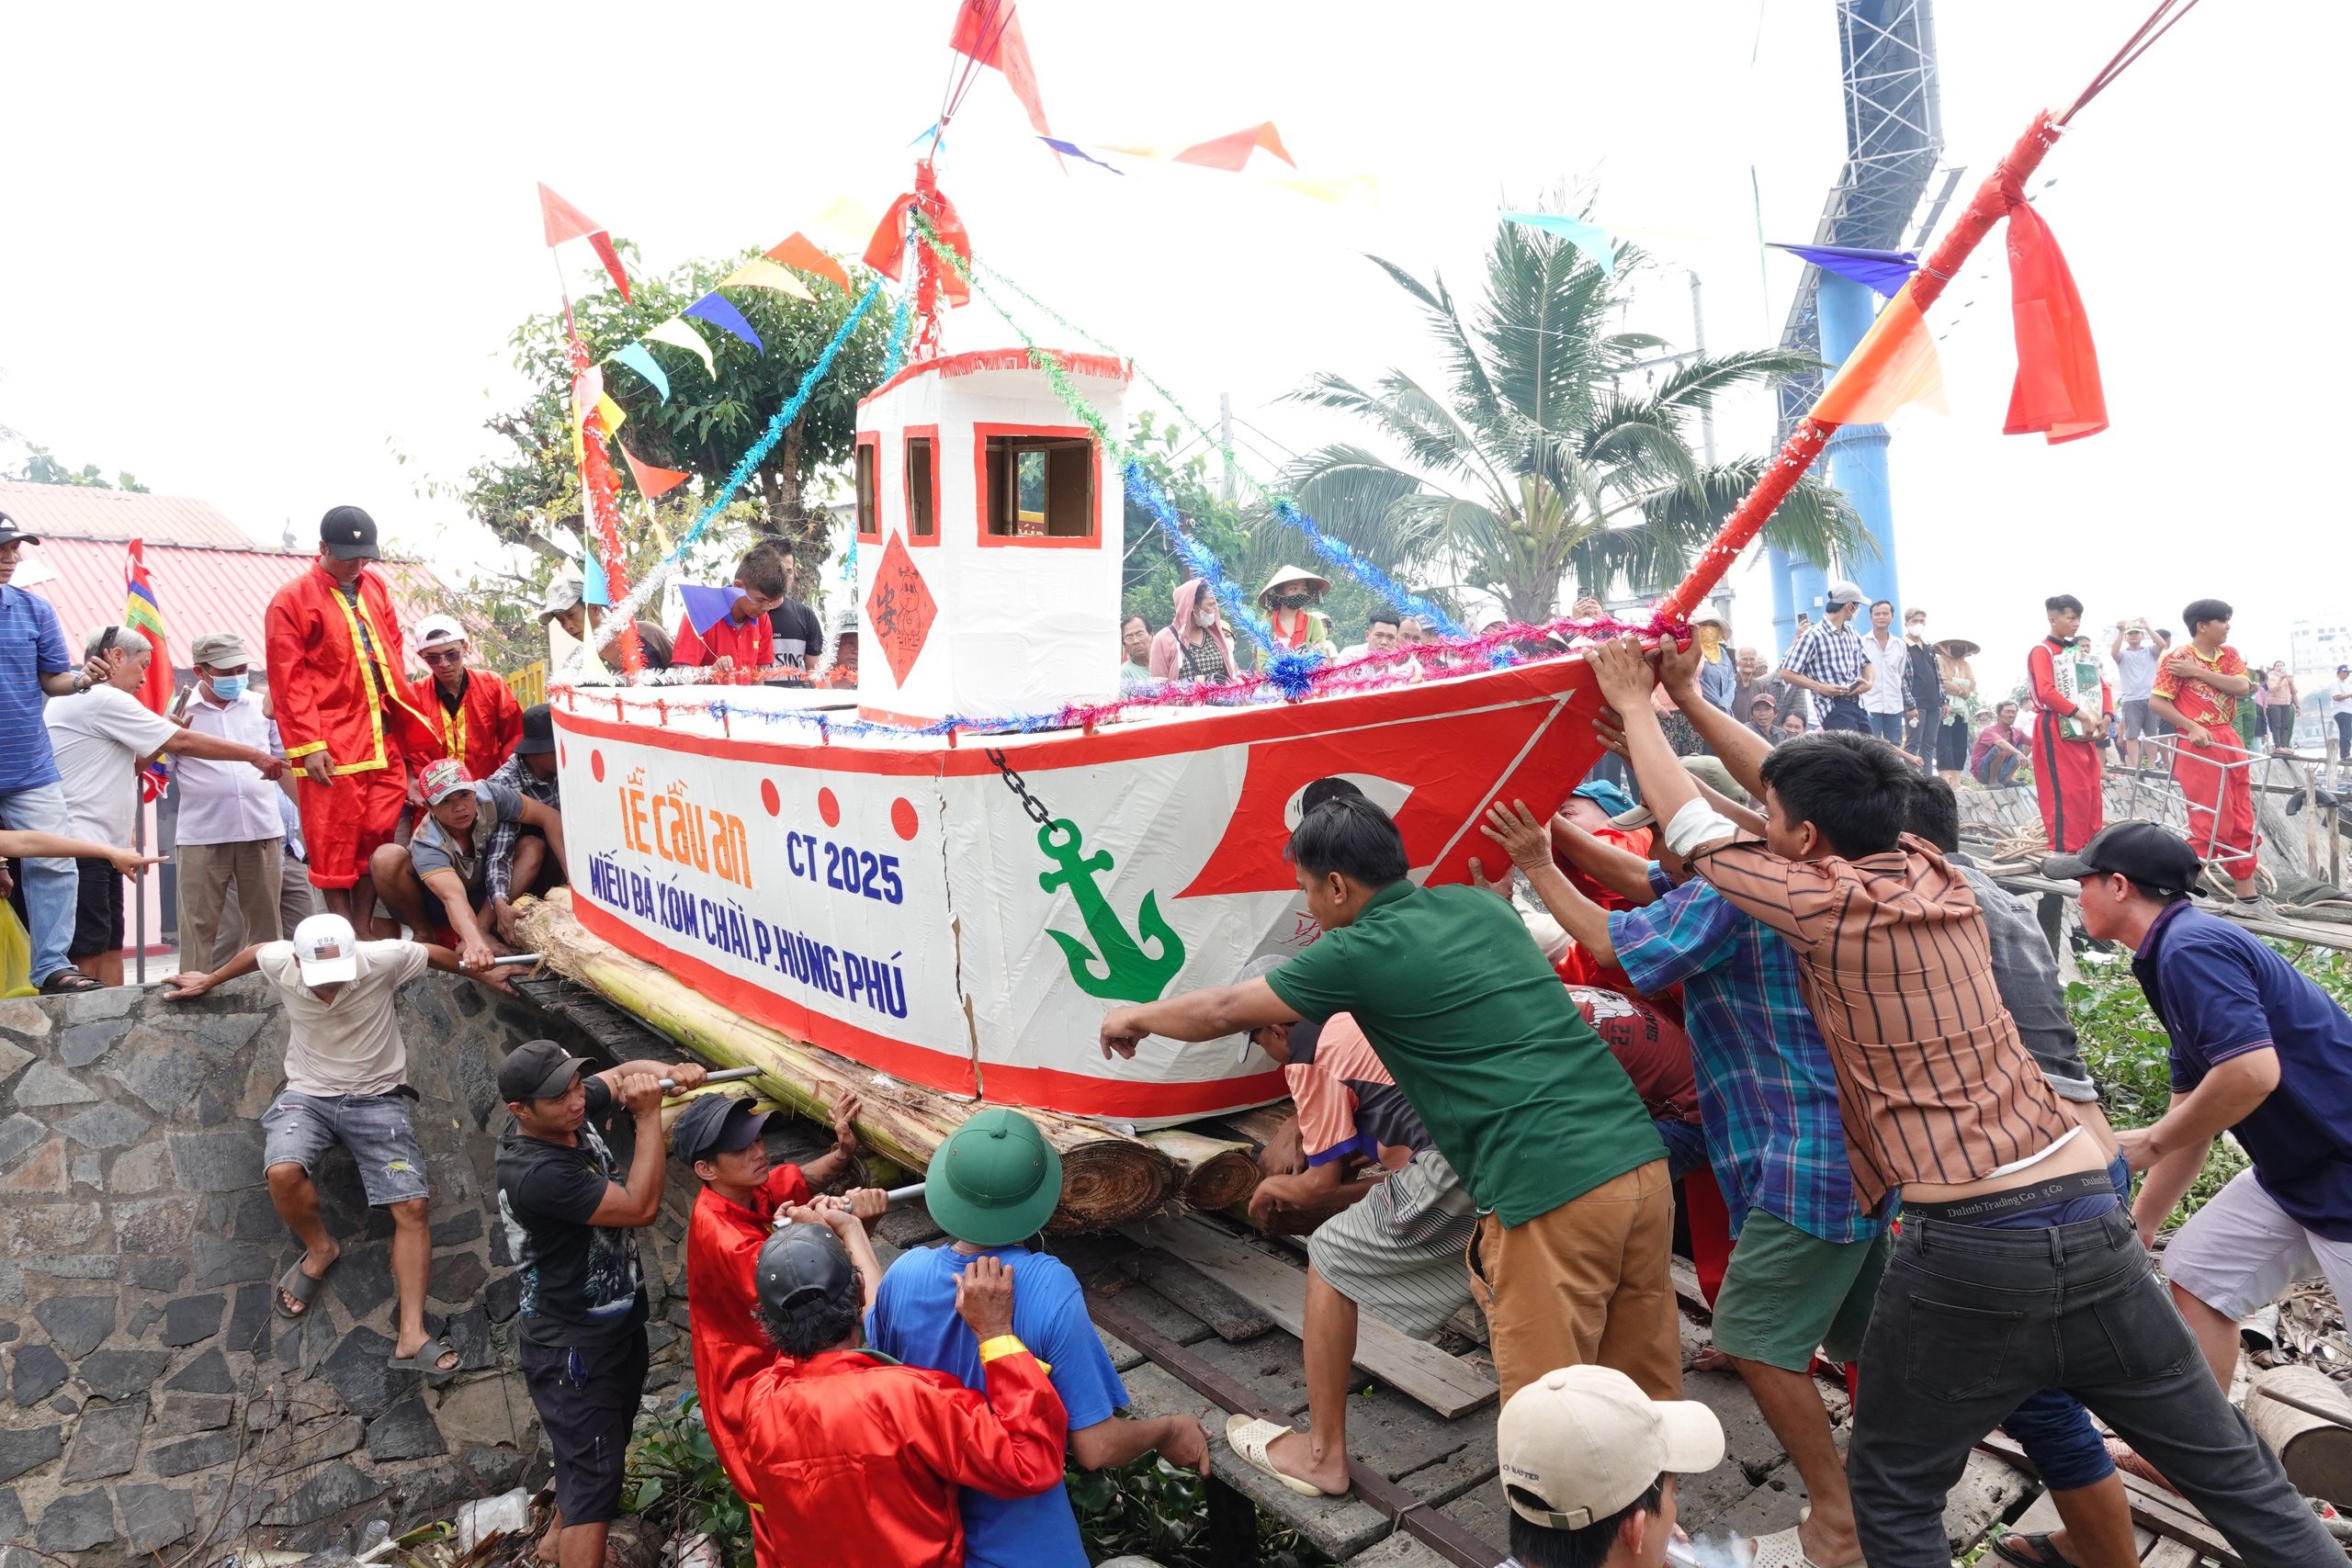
top-left (985, 748), bottom-right (1052, 826)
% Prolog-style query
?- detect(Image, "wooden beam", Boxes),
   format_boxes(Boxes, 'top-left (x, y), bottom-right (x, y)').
top-left (1975, 1434), bottom-right (2239, 1568)
top-left (1128, 1215), bottom-right (1496, 1419)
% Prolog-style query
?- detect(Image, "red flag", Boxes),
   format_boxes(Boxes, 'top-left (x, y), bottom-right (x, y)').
top-left (122, 539), bottom-right (174, 800)
top-left (2003, 201), bottom-right (2107, 444)
top-left (949, 0), bottom-right (1051, 139)
top-left (1171, 122), bottom-right (1296, 173)
top-left (619, 443), bottom-right (691, 500)
top-left (537, 182), bottom-right (631, 302)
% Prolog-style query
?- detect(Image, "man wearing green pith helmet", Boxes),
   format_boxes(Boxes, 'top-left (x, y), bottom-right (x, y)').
top-left (865, 1107), bottom-right (1210, 1568)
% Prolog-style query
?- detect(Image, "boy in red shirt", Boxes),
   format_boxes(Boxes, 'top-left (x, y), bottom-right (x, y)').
top-left (674, 543), bottom-right (790, 672)
top-left (2150, 597), bottom-right (2262, 910)
top-left (673, 1092), bottom-right (884, 1562)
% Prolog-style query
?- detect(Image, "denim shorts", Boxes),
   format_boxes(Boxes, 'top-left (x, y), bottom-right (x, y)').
top-left (261, 1090), bottom-right (429, 1206)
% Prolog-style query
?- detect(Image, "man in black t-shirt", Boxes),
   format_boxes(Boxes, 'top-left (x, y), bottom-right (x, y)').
top-left (757, 543), bottom-right (824, 676)
top-left (495, 1040), bottom-right (707, 1568)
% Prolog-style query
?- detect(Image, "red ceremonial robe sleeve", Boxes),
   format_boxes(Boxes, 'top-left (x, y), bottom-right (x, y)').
top-left (2026, 644), bottom-right (2075, 720)
top-left (685, 1166), bottom-right (815, 1503)
top-left (265, 579), bottom-right (331, 761)
top-left (909, 1351), bottom-right (1071, 1500)
top-left (360, 573), bottom-right (447, 761)
top-left (476, 673), bottom-right (524, 775)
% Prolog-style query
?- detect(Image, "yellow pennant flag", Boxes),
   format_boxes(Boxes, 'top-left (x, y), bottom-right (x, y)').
top-left (1809, 293), bottom-right (1948, 425)
top-left (645, 316), bottom-right (717, 380)
top-left (595, 393), bottom-right (628, 435)
top-left (805, 195), bottom-right (884, 256)
top-left (721, 258), bottom-right (816, 300)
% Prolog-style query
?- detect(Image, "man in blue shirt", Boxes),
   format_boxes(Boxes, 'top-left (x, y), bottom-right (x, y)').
top-left (2050, 820), bottom-right (2352, 1393)
top-left (865, 1109), bottom-right (1208, 1568)
top-left (0, 514), bottom-right (108, 994)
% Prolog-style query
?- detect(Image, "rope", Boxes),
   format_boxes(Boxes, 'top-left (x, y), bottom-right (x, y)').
top-left (2060, 0), bottom-right (2207, 124)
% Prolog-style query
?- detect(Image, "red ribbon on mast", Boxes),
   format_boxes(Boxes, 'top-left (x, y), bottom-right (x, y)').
top-left (2003, 200), bottom-right (2107, 443)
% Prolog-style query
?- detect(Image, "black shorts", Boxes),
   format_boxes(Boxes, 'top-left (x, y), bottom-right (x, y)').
top-left (69, 857), bottom-right (125, 961)
top-left (517, 1331), bottom-right (649, 1527)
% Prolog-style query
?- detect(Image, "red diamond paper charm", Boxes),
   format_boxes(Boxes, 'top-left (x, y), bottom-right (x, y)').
top-left (865, 532), bottom-right (938, 685)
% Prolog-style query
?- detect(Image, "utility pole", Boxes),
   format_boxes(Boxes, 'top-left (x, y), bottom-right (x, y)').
top-left (1217, 392), bottom-right (1237, 505)
top-left (1690, 271), bottom-right (1717, 467)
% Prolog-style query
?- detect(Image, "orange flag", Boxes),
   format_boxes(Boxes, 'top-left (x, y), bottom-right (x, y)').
top-left (1809, 292), bottom-right (1946, 425)
top-left (620, 445), bottom-right (690, 500)
top-left (949, 0), bottom-right (1051, 139)
top-left (537, 182), bottom-right (630, 302)
top-left (2003, 202), bottom-right (2107, 444)
top-left (1172, 122), bottom-right (1295, 172)
top-left (765, 231), bottom-right (853, 294)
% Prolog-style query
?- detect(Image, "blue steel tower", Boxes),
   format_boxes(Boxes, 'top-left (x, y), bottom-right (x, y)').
top-left (1768, 0), bottom-right (1951, 650)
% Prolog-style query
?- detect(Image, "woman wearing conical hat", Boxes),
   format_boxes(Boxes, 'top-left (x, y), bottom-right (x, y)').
top-left (1258, 566), bottom-right (1333, 653)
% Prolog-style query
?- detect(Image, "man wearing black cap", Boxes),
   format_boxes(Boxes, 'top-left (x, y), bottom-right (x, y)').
top-left (495, 1041), bottom-right (706, 1568)
top-left (482, 704), bottom-right (565, 946)
top-left (0, 511), bottom-right (113, 994)
top-left (263, 505), bottom-right (443, 936)
top-left (2047, 821), bottom-right (2352, 1395)
top-left (673, 1090), bottom-right (883, 1566)
top-left (739, 1216), bottom-right (1069, 1568)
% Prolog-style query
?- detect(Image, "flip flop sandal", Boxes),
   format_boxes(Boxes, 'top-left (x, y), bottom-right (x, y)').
top-left (1740, 1527), bottom-right (1827, 1568)
top-left (1990, 1532), bottom-right (2077, 1568)
top-left (1224, 1414), bottom-right (1330, 1497)
top-left (39, 970), bottom-right (101, 994)
top-left (387, 1335), bottom-right (461, 1383)
top-left (274, 1258), bottom-right (334, 1320)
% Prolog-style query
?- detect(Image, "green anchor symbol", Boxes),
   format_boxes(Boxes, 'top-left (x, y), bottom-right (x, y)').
top-left (1035, 818), bottom-right (1187, 1003)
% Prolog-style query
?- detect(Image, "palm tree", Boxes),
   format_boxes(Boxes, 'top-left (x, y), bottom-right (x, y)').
top-left (1283, 218), bottom-right (1865, 626)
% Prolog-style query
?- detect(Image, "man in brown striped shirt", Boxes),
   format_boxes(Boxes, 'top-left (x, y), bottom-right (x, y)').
top-left (1586, 637), bottom-right (2333, 1568)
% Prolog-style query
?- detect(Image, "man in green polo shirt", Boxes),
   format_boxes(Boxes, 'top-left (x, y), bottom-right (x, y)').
top-left (1101, 793), bottom-right (1675, 1408)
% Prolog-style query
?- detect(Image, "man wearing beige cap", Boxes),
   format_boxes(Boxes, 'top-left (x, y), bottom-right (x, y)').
top-left (1496, 1365), bottom-right (1724, 1568)
top-left (175, 630), bottom-right (288, 967)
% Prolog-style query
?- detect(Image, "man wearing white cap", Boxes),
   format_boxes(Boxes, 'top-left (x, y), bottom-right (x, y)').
top-left (164, 913), bottom-right (509, 1374)
top-left (1496, 1365), bottom-right (1724, 1568)
top-left (405, 614), bottom-right (523, 783)
top-left (537, 575), bottom-right (673, 671)
top-left (1775, 582), bottom-right (1873, 734)
top-left (175, 630), bottom-right (288, 968)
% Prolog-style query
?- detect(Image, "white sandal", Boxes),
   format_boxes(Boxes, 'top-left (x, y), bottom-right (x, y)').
top-left (1223, 1414), bottom-right (1329, 1497)
top-left (1741, 1527), bottom-right (1833, 1568)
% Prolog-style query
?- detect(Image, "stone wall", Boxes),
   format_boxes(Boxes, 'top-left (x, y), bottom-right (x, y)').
top-left (0, 976), bottom-right (701, 1563)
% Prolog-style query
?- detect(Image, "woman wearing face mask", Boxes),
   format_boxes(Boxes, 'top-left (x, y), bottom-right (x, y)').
top-left (1148, 577), bottom-right (1237, 686)
top-left (1256, 566), bottom-right (1335, 655)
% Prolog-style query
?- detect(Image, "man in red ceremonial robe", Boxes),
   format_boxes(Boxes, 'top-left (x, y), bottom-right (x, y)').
top-left (2152, 597), bottom-right (2265, 912)
top-left (404, 615), bottom-right (523, 781)
top-left (2027, 594), bottom-right (2112, 853)
top-left (741, 1211), bottom-right (1069, 1568)
top-left (265, 507), bottom-right (444, 935)
top-left (673, 1094), bottom-right (883, 1565)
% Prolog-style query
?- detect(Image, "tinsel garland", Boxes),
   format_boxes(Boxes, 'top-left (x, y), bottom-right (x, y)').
top-left (879, 288), bottom-right (915, 380)
top-left (587, 278), bottom-right (886, 660)
top-left (945, 247), bottom-right (1469, 642)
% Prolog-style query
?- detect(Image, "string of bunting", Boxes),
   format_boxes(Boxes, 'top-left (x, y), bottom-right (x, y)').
top-left (944, 242), bottom-right (1470, 642)
top-left (588, 278), bottom-right (887, 659)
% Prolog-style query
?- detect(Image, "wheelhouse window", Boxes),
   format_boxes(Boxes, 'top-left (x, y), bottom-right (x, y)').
top-left (906, 436), bottom-right (936, 539)
top-left (855, 440), bottom-right (878, 536)
top-left (984, 435), bottom-right (1093, 538)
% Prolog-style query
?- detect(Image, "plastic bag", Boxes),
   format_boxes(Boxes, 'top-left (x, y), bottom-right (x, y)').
top-left (0, 902), bottom-right (34, 998)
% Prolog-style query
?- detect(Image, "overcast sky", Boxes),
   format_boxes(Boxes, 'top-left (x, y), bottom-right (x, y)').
top-left (3, 0), bottom-right (2342, 685)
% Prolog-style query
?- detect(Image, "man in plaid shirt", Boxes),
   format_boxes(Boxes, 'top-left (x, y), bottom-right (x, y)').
top-left (1479, 784), bottom-right (1884, 1568)
top-left (484, 705), bottom-right (562, 946)
top-left (1776, 581), bottom-right (1874, 733)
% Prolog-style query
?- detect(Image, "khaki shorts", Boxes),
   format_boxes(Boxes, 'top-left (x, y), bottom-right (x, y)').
top-left (1710, 1211), bottom-right (1892, 1371)
top-left (1468, 1158), bottom-right (1679, 1403)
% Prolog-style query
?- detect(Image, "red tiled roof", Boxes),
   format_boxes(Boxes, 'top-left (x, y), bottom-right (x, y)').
top-left (19, 536), bottom-right (442, 673)
top-left (0, 481), bottom-right (258, 548)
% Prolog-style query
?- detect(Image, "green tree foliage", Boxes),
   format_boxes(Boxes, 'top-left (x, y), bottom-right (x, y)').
top-left (448, 242), bottom-right (891, 593)
top-left (1283, 217), bottom-right (1865, 625)
top-left (8, 444), bottom-right (149, 492)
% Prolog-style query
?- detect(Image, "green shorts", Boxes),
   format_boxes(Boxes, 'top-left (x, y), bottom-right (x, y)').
top-left (1710, 1212), bottom-right (1892, 1371)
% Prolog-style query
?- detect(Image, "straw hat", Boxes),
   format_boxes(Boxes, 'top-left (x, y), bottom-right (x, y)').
top-left (1935, 637), bottom-right (1982, 660)
top-left (1257, 565), bottom-right (1332, 606)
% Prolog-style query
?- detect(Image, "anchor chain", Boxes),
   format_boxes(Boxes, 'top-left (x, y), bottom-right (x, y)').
top-left (985, 748), bottom-right (1053, 828)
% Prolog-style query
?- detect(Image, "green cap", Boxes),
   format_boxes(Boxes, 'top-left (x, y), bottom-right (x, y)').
top-left (924, 1107), bottom-right (1062, 1247)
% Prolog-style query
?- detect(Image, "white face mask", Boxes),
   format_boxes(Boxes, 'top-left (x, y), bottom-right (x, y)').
top-left (1908, 623), bottom-right (1928, 642)
top-left (1193, 605), bottom-right (1218, 629)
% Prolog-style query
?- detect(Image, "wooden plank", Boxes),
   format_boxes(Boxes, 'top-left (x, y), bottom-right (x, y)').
top-left (1976, 1434), bottom-right (2238, 1568)
top-left (1130, 1215), bottom-right (1497, 1419)
top-left (2139, 1540), bottom-right (2199, 1568)
top-left (1122, 1247), bottom-right (1275, 1342)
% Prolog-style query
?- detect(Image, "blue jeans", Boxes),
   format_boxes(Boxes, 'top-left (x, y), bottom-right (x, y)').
top-left (0, 781), bottom-right (77, 984)
top-left (2000, 1154), bottom-right (2136, 1492)
top-left (1819, 696), bottom-right (1869, 733)
top-left (1868, 711), bottom-right (1907, 746)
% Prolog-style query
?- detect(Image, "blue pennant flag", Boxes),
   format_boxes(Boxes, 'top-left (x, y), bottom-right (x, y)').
top-left (581, 545), bottom-right (610, 608)
top-left (1498, 211), bottom-right (1615, 274)
top-left (684, 293), bottom-right (764, 355)
top-left (1770, 242), bottom-right (1918, 299)
top-left (678, 582), bottom-right (745, 637)
top-left (607, 342), bottom-right (670, 403)
top-left (1040, 137), bottom-right (1125, 175)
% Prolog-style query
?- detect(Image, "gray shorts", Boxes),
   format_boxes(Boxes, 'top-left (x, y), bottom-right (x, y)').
top-left (2119, 699), bottom-right (2155, 740)
top-left (261, 1090), bottom-right (429, 1205)
top-left (1306, 1147), bottom-right (1478, 1337)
